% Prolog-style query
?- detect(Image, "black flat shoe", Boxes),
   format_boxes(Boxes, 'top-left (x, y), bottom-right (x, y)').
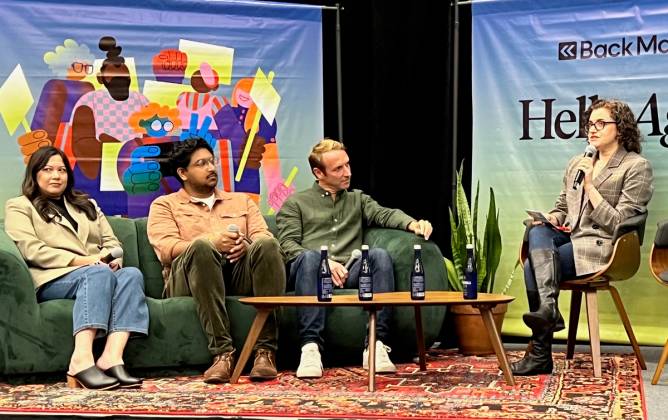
top-left (104, 365), bottom-right (142, 388)
top-left (67, 366), bottom-right (119, 390)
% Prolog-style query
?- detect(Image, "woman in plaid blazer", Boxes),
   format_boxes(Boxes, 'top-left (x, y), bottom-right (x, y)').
top-left (512, 99), bottom-right (654, 376)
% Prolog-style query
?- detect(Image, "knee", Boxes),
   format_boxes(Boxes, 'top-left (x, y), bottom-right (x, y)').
top-left (369, 248), bottom-right (392, 265)
top-left (527, 225), bottom-right (553, 248)
top-left (293, 250), bottom-right (321, 291)
top-left (190, 238), bottom-right (217, 255)
top-left (253, 236), bottom-right (283, 259)
top-left (116, 267), bottom-right (145, 292)
top-left (255, 236), bottom-right (280, 251)
top-left (369, 248), bottom-right (394, 272)
top-left (297, 250), bottom-right (321, 268)
top-left (85, 265), bottom-right (117, 292)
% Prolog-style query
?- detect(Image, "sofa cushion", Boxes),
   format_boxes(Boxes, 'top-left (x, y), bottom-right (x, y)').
top-left (134, 218), bottom-right (168, 299)
top-left (107, 216), bottom-right (140, 270)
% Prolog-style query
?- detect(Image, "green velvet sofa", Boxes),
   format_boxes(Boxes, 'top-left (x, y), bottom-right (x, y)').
top-left (0, 216), bottom-right (448, 375)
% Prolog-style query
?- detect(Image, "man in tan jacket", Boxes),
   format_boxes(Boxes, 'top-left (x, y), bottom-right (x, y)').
top-left (147, 138), bottom-right (285, 383)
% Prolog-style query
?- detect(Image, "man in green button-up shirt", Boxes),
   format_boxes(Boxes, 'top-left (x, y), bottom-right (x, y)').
top-left (276, 139), bottom-right (433, 379)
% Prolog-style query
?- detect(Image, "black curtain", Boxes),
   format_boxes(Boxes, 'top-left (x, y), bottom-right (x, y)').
top-left (271, 0), bottom-right (473, 255)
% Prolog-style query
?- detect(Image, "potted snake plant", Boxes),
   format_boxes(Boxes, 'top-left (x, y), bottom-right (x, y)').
top-left (444, 162), bottom-right (505, 355)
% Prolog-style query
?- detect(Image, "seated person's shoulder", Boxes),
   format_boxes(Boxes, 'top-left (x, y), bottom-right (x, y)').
top-left (5, 195), bottom-right (31, 211)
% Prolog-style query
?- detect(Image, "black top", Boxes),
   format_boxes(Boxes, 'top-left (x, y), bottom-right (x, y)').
top-left (49, 197), bottom-right (78, 232)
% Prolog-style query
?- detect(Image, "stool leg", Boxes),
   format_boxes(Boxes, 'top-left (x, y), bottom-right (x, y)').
top-left (608, 286), bottom-right (646, 370)
top-left (651, 338), bottom-right (668, 385)
top-left (584, 290), bottom-right (601, 377)
top-left (567, 291), bottom-right (582, 360)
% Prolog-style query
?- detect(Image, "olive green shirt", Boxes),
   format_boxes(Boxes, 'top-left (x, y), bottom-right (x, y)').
top-left (277, 182), bottom-right (415, 263)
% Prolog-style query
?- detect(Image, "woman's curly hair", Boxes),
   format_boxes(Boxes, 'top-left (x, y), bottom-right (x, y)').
top-left (583, 99), bottom-right (642, 153)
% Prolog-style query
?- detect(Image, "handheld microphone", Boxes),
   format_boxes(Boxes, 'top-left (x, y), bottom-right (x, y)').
top-left (100, 247), bottom-right (123, 264)
top-left (227, 224), bottom-right (253, 244)
top-left (344, 249), bottom-right (362, 270)
top-left (572, 144), bottom-right (597, 190)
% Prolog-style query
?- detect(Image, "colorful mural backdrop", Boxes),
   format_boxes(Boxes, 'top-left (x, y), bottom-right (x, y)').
top-left (0, 0), bottom-right (323, 218)
top-left (472, 0), bottom-right (668, 344)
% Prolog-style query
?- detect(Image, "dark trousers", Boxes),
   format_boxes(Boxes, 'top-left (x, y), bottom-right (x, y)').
top-left (289, 248), bottom-right (395, 349)
top-left (167, 237), bottom-right (286, 355)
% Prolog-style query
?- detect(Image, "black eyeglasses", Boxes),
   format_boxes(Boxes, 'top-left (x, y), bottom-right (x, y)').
top-left (585, 120), bottom-right (617, 133)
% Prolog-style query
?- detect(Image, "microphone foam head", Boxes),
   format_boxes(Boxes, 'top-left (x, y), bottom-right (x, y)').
top-left (227, 224), bottom-right (239, 233)
top-left (585, 144), bottom-right (597, 156)
top-left (351, 249), bottom-right (362, 259)
top-left (110, 247), bottom-right (124, 258)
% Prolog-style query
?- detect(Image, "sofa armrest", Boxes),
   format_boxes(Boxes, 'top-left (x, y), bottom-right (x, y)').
top-left (0, 228), bottom-right (42, 373)
top-left (364, 227), bottom-right (448, 292)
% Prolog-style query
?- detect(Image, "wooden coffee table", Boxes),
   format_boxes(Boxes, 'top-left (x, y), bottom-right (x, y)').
top-left (231, 291), bottom-right (515, 390)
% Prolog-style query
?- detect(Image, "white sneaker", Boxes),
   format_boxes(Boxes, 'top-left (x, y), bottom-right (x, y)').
top-left (362, 340), bottom-right (397, 373)
top-left (296, 342), bottom-right (323, 378)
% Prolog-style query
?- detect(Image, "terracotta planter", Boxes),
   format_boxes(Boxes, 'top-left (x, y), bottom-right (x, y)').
top-left (450, 303), bottom-right (508, 356)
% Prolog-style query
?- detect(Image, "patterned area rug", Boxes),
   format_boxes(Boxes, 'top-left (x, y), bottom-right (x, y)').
top-left (0, 350), bottom-right (645, 419)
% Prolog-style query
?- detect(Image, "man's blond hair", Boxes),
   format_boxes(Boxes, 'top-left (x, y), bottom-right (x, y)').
top-left (308, 138), bottom-right (346, 174)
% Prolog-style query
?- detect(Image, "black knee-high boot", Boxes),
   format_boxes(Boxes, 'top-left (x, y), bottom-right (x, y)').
top-left (511, 327), bottom-right (554, 375)
top-left (526, 289), bottom-right (564, 333)
top-left (523, 249), bottom-right (560, 330)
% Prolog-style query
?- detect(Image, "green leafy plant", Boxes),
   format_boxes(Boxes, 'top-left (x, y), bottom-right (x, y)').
top-left (444, 162), bottom-right (502, 293)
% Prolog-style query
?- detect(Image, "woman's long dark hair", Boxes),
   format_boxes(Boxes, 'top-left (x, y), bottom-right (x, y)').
top-left (22, 146), bottom-right (96, 223)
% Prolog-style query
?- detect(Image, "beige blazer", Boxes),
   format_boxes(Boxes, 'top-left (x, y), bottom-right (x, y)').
top-left (550, 147), bottom-right (654, 276)
top-left (4, 196), bottom-right (121, 289)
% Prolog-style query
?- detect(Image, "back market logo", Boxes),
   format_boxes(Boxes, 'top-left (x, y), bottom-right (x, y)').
top-left (558, 35), bottom-right (668, 60)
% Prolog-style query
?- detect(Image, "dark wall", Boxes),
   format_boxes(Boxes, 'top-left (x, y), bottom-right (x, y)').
top-left (270, 0), bottom-right (473, 254)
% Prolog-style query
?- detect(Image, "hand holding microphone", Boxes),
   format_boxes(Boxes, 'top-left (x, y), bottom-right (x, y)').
top-left (100, 247), bottom-right (123, 264)
top-left (573, 144), bottom-right (597, 190)
top-left (329, 249), bottom-right (362, 288)
top-left (227, 224), bottom-right (253, 245)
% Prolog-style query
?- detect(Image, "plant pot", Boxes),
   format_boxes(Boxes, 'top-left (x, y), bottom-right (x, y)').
top-left (450, 303), bottom-right (508, 356)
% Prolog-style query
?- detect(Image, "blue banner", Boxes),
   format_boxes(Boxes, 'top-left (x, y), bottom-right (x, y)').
top-left (472, 0), bottom-right (668, 344)
top-left (0, 0), bottom-right (323, 217)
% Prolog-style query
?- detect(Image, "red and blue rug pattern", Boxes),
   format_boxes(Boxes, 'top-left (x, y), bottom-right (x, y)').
top-left (0, 350), bottom-right (645, 419)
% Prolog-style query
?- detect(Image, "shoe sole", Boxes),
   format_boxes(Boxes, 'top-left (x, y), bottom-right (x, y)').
top-left (66, 375), bottom-right (120, 390)
top-left (203, 377), bottom-right (230, 384)
top-left (249, 374), bottom-right (277, 381)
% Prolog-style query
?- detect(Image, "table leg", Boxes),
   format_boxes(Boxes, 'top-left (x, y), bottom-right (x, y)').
top-left (368, 308), bottom-right (377, 392)
top-left (230, 308), bottom-right (271, 384)
top-left (477, 305), bottom-right (515, 386)
top-left (414, 306), bottom-right (426, 371)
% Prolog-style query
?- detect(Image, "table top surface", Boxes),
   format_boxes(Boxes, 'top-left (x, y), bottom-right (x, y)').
top-left (239, 291), bottom-right (514, 307)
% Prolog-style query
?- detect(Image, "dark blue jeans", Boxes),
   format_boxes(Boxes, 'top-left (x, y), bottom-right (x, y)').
top-left (524, 225), bottom-right (577, 294)
top-left (289, 249), bottom-right (395, 349)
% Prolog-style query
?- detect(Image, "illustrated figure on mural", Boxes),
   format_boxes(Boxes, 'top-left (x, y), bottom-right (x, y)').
top-left (10, 33), bottom-right (296, 218)
top-left (17, 39), bottom-right (96, 164)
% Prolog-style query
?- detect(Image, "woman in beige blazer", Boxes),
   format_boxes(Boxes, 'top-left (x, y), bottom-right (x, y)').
top-left (512, 99), bottom-right (654, 376)
top-left (4, 147), bottom-right (149, 390)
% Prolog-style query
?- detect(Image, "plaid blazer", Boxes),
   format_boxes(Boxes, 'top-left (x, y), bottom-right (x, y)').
top-left (550, 147), bottom-right (654, 276)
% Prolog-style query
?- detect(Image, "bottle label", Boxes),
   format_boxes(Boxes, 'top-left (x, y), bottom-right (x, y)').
top-left (359, 275), bottom-right (372, 299)
top-left (464, 272), bottom-right (477, 299)
top-left (321, 275), bottom-right (333, 299)
top-left (411, 275), bottom-right (425, 297)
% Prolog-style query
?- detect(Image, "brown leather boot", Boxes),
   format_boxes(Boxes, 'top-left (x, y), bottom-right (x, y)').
top-left (249, 348), bottom-right (277, 381)
top-left (203, 350), bottom-right (235, 384)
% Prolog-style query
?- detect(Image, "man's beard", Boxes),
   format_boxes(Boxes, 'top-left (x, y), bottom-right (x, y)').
top-left (105, 77), bottom-right (131, 101)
